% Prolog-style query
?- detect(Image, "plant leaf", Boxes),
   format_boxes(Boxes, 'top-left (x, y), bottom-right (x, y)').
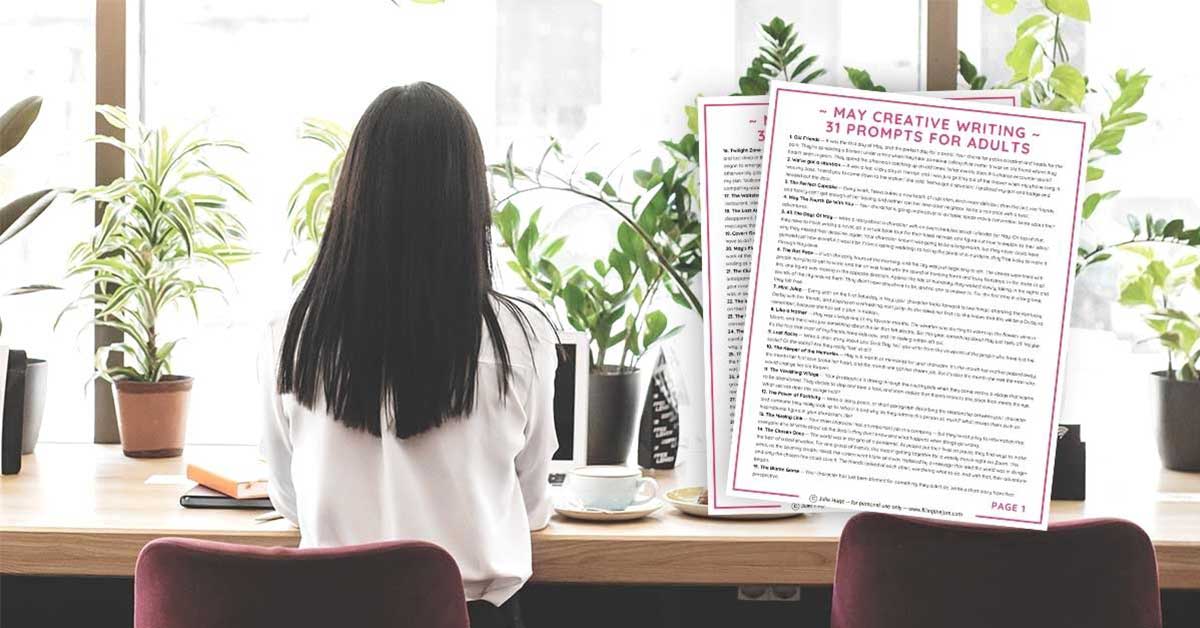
top-left (5, 284), bottom-right (60, 296)
top-left (984, 0), bottom-right (1018, 14)
top-left (0, 188), bottom-right (66, 246)
top-left (1049, 64), bottom-right (1086, 106)
top-left (845, 67), bottom-right (886, 92)
top-left (1045, 0), bottom-right (1091, 22)
top-left (1004, 36), bottom-right (1039, 81)
top-left (0, 96), bottom-right (42, 157)
top-left (1081, 190), bottom-right (1118, 220)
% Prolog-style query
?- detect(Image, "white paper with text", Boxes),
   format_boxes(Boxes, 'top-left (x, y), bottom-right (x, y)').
top-left (699, 89), bottom-right (1018, 516)
top-left (725, 82), bottom-right (1085, 529)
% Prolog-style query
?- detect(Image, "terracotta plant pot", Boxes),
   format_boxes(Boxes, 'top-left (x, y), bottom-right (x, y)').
top-left (113, 375), bottom-right (193, 458)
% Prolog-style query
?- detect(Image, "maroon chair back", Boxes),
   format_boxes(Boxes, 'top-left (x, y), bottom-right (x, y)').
top-left (135, 538), bottom-right (469, 628)
top-left (831, 513), bottom-right (1161, 628)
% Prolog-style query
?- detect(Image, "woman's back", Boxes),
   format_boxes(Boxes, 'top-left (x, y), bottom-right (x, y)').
top-left (261, 83), bottom-right (560, 615)
top-left (261, 299), bottom-right (558, 605)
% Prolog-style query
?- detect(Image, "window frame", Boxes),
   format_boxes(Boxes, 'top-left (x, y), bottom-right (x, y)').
top-left (85, 0), bottom-right (958, 442)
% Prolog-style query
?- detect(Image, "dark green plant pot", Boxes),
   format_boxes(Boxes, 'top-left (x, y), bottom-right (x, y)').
top-left (1152, 371), bottom-right (1200, 472)
top-left (587, 367), bottom-right (642, 465)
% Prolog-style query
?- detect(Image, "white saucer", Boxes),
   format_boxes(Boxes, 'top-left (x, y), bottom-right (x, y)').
top-left (553, 498), bottom-right (663, 522)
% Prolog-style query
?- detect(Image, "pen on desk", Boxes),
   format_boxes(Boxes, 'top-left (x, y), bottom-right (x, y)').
top-left (255, 510), bottom-right (285, 523)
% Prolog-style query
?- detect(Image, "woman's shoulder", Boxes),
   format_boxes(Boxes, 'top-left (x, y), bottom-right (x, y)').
top-left (485, 294), bottom-right (559, 369)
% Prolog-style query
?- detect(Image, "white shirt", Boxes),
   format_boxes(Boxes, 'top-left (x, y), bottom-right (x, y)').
top-left (259, 302), bottom-right (559, 605)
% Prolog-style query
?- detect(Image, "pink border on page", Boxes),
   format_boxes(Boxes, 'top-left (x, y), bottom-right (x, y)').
top-left (702, 93), bottom-right (1018, 510)
top-left (702, 100), bottom-right (781, 510)
top-left (726, 89), bottom-right (1083, 525)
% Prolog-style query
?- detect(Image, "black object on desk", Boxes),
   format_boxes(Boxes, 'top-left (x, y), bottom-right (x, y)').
top-left (1050, 423), bottom-right (1086, 500)
top-left (180, 485), bottom-right (273, 509)
top-left (1, 349), bottom-right (28, 476)
top-left (638, 353), bottom-right (680, 470)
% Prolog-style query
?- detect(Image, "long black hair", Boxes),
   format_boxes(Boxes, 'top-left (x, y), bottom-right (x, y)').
top-left (278, 82), bottom-right (536, 439)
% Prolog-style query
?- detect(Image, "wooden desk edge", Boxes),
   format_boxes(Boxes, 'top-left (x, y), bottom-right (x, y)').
top-left (4, 529), bottom-right (1198, 589)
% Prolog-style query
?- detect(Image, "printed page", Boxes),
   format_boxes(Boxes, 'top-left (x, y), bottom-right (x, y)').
top-left (725, 82), bottom-right (1085, 529)
top-left (699, 89), bottom-right (1017, 516)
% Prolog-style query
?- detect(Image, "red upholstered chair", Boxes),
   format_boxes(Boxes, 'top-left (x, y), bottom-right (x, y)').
top-left (134, 538), bottom-right (469, 628)
top-left (831, 513), bottom-right (1161, 628)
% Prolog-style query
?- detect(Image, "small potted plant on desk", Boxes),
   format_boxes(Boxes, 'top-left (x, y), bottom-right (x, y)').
top-left (63, 106), bottom-right (250, 458)
top-left (0, 95), bottom-right (70, 454)
top-left (1119, 247), bottom-right (1200, 471)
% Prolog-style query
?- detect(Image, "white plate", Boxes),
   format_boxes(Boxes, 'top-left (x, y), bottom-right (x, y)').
top-left (554, 498), bottom-right (663, 522)
top-left (665, 487), bottom-right (806, 520)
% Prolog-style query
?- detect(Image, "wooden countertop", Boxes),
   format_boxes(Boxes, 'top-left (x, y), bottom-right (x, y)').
top-left (2, 444), bottom-right (1199, 588)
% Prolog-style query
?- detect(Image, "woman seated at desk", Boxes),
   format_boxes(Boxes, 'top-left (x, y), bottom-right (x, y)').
top-left (260, 82), bottom-right (559, 628)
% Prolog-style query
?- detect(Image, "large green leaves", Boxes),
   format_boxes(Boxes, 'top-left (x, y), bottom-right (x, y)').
top-left (492, 201), bottom-right (574, 304)
top-left (1119, 251), bottom-right (1200, 380)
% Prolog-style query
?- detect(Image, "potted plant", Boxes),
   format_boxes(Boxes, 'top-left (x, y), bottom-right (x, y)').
top-left (1119, 247), bottom-right (1200, 470)
top-left (493, 190), bottom-right (684, 464)
top-left (63, 106), bottom-right (250, 458)
top-left (0, 95), bottom-right (69, 454)
top-left (485, 18), bottom-right (832, 465)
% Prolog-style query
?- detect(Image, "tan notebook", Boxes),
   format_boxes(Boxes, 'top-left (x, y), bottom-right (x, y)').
top-left (186, 461), bottom-right (269, 499)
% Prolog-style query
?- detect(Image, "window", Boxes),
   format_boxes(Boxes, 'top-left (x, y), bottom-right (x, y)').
top-left (0, 1), bottom-right (96, 443)
top-left (130, 0), bottom-right (928, 445)
top-left (138, 0), bottom-right (505, 444)
top-left (958, 2), bottom-right (1200, 463)
top-left (6, 0), bottom-right (926, 444)
top-left (958, 1), bottom-right (1200, 325)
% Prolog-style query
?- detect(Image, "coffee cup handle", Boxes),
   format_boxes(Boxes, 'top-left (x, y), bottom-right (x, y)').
top-left (630, 477), bottom-right (659, 506)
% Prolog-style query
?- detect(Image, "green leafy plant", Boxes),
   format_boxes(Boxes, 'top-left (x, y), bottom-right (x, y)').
top-left (875, 1), bottom-right (1193, 279)
top-left (0, 96), bottom-right (70, 336)
top-left (982, 0), bottom-right (1148, 224)
top-left (286, 118), bottom-right (349, 285)
top-left (63, 106), bottom-right (251, 382)
top-left (1077, 214), bottom-right (1200, 275)
top-left (493, 197), bottom-right (682, 372)
top-left (956, 1), bottom-right (1194, 256)
top-left (667, 15), bottom-right (826, 165)
top-left (844, 67), bottom-right (888, 92)
top-left (1118, 248), bottom-right (1200, 381)
top-left (490, 145), bottom-right (696, 371)
top-left (491, 141), bottom-right (702, 314)
top-left (957, 51), bottom-right (991, 90)
top-left (735, 17), bottom-right (825, 96)
top-left (489, 16), bottom-right (827, 371)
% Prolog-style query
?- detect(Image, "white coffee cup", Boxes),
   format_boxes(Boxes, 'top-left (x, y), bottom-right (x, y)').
top-left (564, 466), bottom-right (659, 511)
